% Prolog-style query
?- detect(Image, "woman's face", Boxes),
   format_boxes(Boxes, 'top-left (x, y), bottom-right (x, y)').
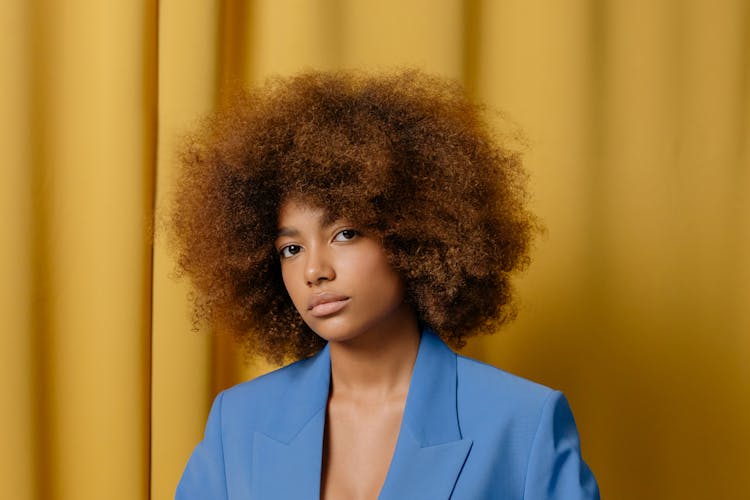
top-left (275, 198), bottom-right (413, 344)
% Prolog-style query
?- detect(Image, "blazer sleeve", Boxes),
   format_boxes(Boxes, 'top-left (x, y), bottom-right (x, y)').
top-left (522, 391), bottom-right (600, 500)
top-left (175, 391), bottom-right (229, 500)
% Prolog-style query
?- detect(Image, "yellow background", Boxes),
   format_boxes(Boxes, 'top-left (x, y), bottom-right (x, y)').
top-left (2, 1), bottom-right (748, 499)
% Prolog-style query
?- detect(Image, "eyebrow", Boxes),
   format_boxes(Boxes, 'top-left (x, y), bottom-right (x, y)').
top-left (276, 227), bottom-right (299, 238)
top-left (277, 218), bottom-right (352, 239)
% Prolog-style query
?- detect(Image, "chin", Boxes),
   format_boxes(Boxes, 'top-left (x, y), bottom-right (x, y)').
top-left (305, 317), bottom-right (370, 344)
top-left (310, 326), bottom-right (364, 344)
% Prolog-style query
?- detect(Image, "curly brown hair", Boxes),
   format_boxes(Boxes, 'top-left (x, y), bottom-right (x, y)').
top-left (168, 69), bottom-right (538, 364)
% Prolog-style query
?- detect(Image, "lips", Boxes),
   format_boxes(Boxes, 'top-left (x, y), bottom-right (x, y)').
top-left (307, 292), bottom-right (350, 317)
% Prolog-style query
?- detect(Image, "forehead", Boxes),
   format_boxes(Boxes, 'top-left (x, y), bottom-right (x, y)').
top-left (278, 198), bottom-right (322, 222)
top-left (276, 198), bottom-right (340, 232)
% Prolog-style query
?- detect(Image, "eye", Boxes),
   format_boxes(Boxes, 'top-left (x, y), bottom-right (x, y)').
top-left (279, 244), bottom-right (302, 259)
top-left (333, 229), bottom-right (359, 242)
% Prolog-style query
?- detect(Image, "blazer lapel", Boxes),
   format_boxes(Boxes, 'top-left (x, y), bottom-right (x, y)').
top-left (251, 345), bottom-right (331, 499)
top-left (378, 330), bottom-right (473, 500)
top-left (249, 330), bottom-right (472, 500)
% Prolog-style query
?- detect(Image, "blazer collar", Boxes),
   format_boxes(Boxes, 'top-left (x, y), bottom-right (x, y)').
top-left (251, 328), bottom-right (472, 499)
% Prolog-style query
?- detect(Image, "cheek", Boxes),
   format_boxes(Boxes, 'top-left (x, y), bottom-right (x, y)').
top-left (280, 265), bottom-right (291, 293)
top-left (280, 264), bottom-right (305, 309)
top-left (353, 253), bottom-right (404, 301)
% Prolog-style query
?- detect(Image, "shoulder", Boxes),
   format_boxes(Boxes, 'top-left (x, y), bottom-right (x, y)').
top-left (453, 354), bottom-right (600, 498)
top-left (456, 354), bottom-right (554, 405)
top-left (217, 353), bottom-right (319, 419)
top-left (455, 354), bottom-right (560, 430)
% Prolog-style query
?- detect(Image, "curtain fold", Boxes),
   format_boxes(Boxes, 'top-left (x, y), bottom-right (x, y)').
top-left (2, 1), bottom-right (156, 499)
top-left (2, 3), bottom-right (36, 500)
top-left (37, 2), bottom-right (155, 499)
top-left (150, 2), bottom-right (221, 500)
top-left (2, 1), bottom-right (748, 499)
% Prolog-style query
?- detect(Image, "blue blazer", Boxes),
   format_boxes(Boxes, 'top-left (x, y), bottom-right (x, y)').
top-left (177, 329), bottom-right (599, 499)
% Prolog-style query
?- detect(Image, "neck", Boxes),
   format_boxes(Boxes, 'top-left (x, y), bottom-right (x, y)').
top-left (327, 305), bottom-right (421, 399)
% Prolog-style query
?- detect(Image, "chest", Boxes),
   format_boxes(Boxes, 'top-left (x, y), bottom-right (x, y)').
top-left (320, 396), bottom-right (406, 500)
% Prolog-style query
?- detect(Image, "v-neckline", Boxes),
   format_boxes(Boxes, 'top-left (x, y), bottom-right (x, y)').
top-left (319, 385), bottom-right (408, 500)
top-left (249, 329), bottom-right (473, 500)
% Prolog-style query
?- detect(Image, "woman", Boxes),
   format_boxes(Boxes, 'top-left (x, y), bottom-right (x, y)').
top-left (171, 70), bottom-right (599, 499)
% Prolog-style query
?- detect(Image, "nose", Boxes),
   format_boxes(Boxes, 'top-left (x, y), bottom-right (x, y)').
top-left (305, 245), bottom-right (335, 286)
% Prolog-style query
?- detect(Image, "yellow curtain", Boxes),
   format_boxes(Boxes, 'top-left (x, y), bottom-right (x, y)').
top-left (2, 1), bottom-right (747, 499)
top-left (3, 1), bottom-right (156, 499)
